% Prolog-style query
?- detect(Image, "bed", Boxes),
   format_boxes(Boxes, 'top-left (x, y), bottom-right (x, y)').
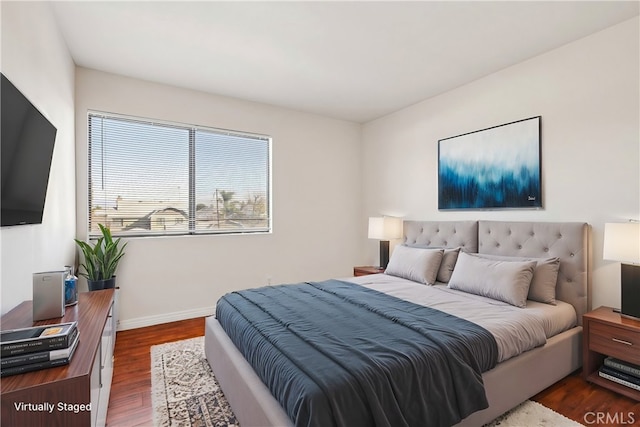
top-left (205, 220), bottom-right (589, 426)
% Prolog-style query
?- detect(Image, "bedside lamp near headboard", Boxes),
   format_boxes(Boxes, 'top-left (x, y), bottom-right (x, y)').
top-left (368, 216), bottom-right (402, 270)
top-left (604, 221), bottom-right (640, 319)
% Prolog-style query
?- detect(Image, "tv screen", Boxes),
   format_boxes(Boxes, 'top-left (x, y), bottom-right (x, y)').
top-left (1, 73), bottom-right (57, 227)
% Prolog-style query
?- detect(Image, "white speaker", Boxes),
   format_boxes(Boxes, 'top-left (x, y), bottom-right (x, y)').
top-left (33, 271), bottom-right (65, 321)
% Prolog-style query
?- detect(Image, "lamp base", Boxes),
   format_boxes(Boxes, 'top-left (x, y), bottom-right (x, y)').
top-left (621, 263), bottom-right (640, 319)
top-left (379, 240), bottom-right (390, 269)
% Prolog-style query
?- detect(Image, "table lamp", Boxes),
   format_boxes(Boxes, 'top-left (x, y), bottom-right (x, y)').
top-left (368, 216), bottom-right (403, 269)
top-left (603, 221), bottom-right (640, 319)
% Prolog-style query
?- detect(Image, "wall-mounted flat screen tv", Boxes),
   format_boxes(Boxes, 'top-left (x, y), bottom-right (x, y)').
top-left (1, 73), bottom-right (57, 226)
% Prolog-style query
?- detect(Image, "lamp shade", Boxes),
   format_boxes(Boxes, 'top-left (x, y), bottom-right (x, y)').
top-left (368, 216), bottom-right (402, 240)
top-left (603, 222), bottom-right (640, 264)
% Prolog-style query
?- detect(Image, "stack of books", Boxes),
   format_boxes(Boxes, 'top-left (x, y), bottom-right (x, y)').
top-left (599, 357), bottom-right (640, 392)
top-left (1, 321), bottom-right (79, 377)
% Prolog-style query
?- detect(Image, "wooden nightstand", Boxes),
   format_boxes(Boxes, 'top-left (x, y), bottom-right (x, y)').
top-left (353, 266), bottom-right (384, 277)
top-left (583, 306), bottom-right (640, 401)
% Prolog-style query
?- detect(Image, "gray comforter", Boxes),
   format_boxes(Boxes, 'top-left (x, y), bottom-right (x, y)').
top-left (216, 280), bottom-right (498, 427)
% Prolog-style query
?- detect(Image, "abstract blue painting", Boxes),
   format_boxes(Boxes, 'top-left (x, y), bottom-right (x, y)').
top-left (438, 116), bottom-right (541, 210)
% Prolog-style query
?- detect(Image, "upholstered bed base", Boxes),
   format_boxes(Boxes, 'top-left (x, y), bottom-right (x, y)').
top-left (204, 220), bottom-right (589, 426)
top-left (455, 327), bottom-right (582, 426)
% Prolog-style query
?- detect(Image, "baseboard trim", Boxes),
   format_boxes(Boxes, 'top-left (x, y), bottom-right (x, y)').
top-left (118, 305), bottom-right (216, 331)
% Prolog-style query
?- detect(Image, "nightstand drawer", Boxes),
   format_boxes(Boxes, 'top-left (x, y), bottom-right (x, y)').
top-left (590, 321), bottom-right (640, 365)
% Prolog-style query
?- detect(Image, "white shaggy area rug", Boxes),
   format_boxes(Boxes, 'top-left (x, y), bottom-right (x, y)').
top-left (484, 400), bottom-right (583, 427)
top-left (151, 337), bottom-right (583, 427)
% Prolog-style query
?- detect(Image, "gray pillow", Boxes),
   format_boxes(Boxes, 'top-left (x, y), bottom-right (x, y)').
top-left (470, 254), bottom-right (560, 305)
top-left (436, 247), bottom-right (461, 283)
top-left (385, 246), bottom-right (444, 285)
top-left (405, 245), bottom-right (461, 283)
top-left (448, 252), bottom-right (536, 308)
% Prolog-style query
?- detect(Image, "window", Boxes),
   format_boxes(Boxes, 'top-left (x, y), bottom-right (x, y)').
top-left (88, 112), bottom-right (271, 237)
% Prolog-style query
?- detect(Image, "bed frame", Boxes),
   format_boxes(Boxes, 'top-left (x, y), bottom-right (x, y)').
top-left (205, 220), bottom-right (589, 426)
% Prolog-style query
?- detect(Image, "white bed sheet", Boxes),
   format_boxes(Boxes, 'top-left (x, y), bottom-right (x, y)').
top-left (344, 273), bottom-right (577, 363)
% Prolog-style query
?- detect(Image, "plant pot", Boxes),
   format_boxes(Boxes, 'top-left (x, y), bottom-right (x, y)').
top-left (88, 276), bottom-right (116, 291)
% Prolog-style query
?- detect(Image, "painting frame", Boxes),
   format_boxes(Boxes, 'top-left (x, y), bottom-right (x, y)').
top-left (438, 116), bottom-right (542, 210)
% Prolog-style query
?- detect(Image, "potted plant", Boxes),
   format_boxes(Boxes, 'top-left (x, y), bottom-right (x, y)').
top-left (75, 224), bottom-right (127, 291)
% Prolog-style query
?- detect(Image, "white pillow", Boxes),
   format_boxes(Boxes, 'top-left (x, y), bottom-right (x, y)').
top-left (385, 246), bottom-right (444, 285)
top-left (470, 254), bottom-right (560, 305)
top-left (448, 252), bottom-right (536, 308)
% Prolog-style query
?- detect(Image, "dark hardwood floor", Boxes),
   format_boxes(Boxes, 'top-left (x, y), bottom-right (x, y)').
top-left (106, 317), bottom-right (639, 427)
top-left (106, 317), bottom-right (204, 427)
top-left (533, 373), bottom-right (639, 426)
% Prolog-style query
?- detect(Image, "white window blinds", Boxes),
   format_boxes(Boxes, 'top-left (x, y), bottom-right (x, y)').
top-left (88, 113), bottom-right (271, 237)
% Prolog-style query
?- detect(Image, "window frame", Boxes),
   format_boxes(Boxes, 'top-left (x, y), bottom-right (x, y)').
top-left (87, 111), bottom-right (272, 238)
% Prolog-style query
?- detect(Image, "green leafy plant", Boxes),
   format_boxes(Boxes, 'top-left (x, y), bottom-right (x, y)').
top-left (74, 224), bottom-right (127, 281)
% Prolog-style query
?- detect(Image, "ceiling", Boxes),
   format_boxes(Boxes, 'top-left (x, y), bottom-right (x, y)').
top-left (51, 1), bottom-right (639, 123)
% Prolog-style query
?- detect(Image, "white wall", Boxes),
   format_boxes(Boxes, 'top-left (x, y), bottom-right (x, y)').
top-left (361, 17), bottom-right (640, 311)
top-left (0, 2), bottom-right (76, 314)
top-left (75, 68), bottom-right (362, 328)
top-left (4, 7), bottom-right (635, 325)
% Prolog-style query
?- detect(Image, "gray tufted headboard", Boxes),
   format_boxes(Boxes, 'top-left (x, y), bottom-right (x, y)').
top-left (403, 220), bottom-right (589, 325)
top-left (404, 221), bottom-right (479, 253)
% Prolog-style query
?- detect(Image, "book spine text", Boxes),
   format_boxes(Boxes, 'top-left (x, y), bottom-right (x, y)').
top-left (1, 326), bottom-right (77, 357)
